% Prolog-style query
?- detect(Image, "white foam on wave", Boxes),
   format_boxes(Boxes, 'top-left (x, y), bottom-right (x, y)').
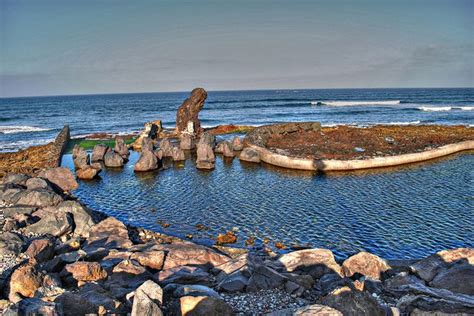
top-left (312, 100), bottom-right (401, 106)
top-left (418, 106), bottom-right (474, 112)
top-left (380, 121), bottom-right (421, 126)
top-left (0, 125), bottom-right (52, 134)
top-left (458, 106), bottom-right (474, 111)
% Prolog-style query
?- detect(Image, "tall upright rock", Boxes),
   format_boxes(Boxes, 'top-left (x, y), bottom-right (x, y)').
top-left (176, 88), bottom-right (207, 135)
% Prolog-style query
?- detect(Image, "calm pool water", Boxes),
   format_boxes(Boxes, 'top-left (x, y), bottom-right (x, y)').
top-left (63, 150), bottom-right (474, 260)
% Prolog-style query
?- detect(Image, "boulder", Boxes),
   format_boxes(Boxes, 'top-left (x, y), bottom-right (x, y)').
top-left (172, 284), bottom-right (220, 299)
top-left (429, 262), bottom-right (474, 295)
top-left (9, 263), bottom-right (44, 302)
top-left (133, 120), bottom-right (163, 151)
top-left (15, 188), bottom-right (63, 207)
top-left (72, 145), bottom-right (90, 170)
top-left (342, 251), bottom-right (390, 280)
top-left (277, 248), bottom-right (343, 278)
top-left (154, 243), bottom-right (230, 270)
top-left (38, 167), bottom-right (78, 191)
top-left (180, 133), bottom-right (196, 150)
top-left (217, 271), bottom-right (249, 292)
top-left (55, 289), bottom-right (121, 315)
top-left (134, 150), bottom-right (159, 172)
top-left (198, 132), bottom-right (216, 149)
top-left (171, 146), bottom-right (186, 161)
top-left (104, 150), bottom-right (124, 167)
top-left (131, 250), bottom-right (165, 270)
top-left (76, 166), bottom-right (101, 180)
top-left (196, 143), bottom-right (215, 170)
top-left (176, 88), bottom-right (207, 135)
top-left (65, 261), bottom-right (108, 282)
top-left (158, 266), bottom-right (211, 285)
top-left (239, 147), bottom-right (261, 163)
top-left (141, 137), bottom-right (155, 152)
top-left (267, 304), bottom-right (342, 316)
top-left (91, 143), bottom-right (109, 162)
top-left (232, 136), bottom-right (243, 151)
top-left (113, 259), bottom-right (147, 275)
top-left (2, 206), bottom-right (36, 218)
top-left (2, 173), bottom-right (30, 186)
top-left (23, 210), bottom-right (73, 237)
top-left (25, 177), bottom-right (50, 190)
top-left (0, 232), bottom-right (24, 256)
top-left (247, 263), bottom-right (287, 292)
top-left (5, 298), bottom-right (63, 315)
top-left (221, 141), bottom-right (235, 157)
top-left (83, 217), bottom-right (133, 252)
top-left (160, 139), bottom-right (174, 157)
top-left (131, 280), bottom-right (163, 316)
top-left (26, 238), bottom-right (55, 262)
top-left (115, 136), bottom-right (130, 158)
top-left (178, 295), bottom-right (234, 316)
top-left (321, 286), bottom-right (386, 316)
top-left (56, 200), bottom-right (95, 238)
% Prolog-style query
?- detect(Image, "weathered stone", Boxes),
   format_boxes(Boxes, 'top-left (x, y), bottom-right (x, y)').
top-left (247, 263), bottom-right (287, 292)
top-left (267, 304), bottom-right (342, 316)
top-left (176, 88), bottom-right (207, 135)
top-left (321, 286), bottom-right (386, 316)
top-left (160, 139), bottom-right (174, 157)
top-left (178, 295), bottom-right (234, 316)
top-left (9, 263), bottom-right (43, 302)
top-left (281, 273), bottom-right (315, 290)
top-left (342, 251), bottom-right (391, 280)
top-left (25, 177), bottom-right (50, 190)
top-left (232, 136), bottom-right (243, 151)
top-left (131, 280), bottom-right (163, 316)
top-left (113, 259), bottom-right (146, 275)
top-left (115, 136), bottom-right (130, 159)
top-left (196, 143), bottom-right (215, 170)
top-left (315, 274), bottom-right (351, 296)
top-left (23, 210), bottom-right (73, 237)
top-left (56, 200), bottom-right (95, 238)
top-left (76, 166), bottom-right (101, 180)
top-left (397, 289), bottom-right (474, 315)
top-left (154, 149), bottom-right (163, 160)
top-left (43, 251), bottom-right (85, 273)
top-left (384, 271), bottom-right (425, 295)
top-left (6, 298), bottom-right (63, 316)
top-left (173, 284), bottom-right (221, 298)
top-left (83, 217), bottom-right (133, 252)
top-left (222, 141), bottom-right (235, 158)
top-left (277, 248), bottom-right (342, 278)
top-left (141, 137), bottom-right (155, 152)
top-left (198, 132), bottom-right (216, 149)
top-left (410, 248), bottom-right (474, 282)
top-left (15, 189), bottom-right (63, 207)
top-left (91, 143), bottom-right (109, 162)
top-left (239, 147), bottom-right (261, 163)
top-left (214, 253), bottom-right (250, 282)
top-left (65, 261), bottom-right (108, 282)
top-left (180, 133), bottom-right (196, 150)
top-left (38, 167), bottom-right (78, 192)
top-left (133, 120), bottom-right (163, 151)
top-left (104, 150), bottom-right (124, 168)
top-left (217, 271), bottom-right (249, 292)
top-left (55, 289), bottom-right (121, 316)
top-left (135, 149), bottom-right (159, 172)
top-left (131, 250), bottom-right (165, 270)
top-left (154, 243), bottom-right (230, 270)
top-left (72, 145), bottom-right (90, 170)
top-left (0, 232), bottom-right (24, 256)
top-left (171, 146), bottom-right (186, 161)
top-left (26, 238), bottom-right (54, 262)
top-left (158, 266), bottom-right (210, 285)
top-left (429, 262), bottom-right (474, 295)
top-left (2, 206), bottom-right (36, 218)
top-left (216, 231), bottom-right (237, 245)
top-left (2, 173), bottom-right (30, 186)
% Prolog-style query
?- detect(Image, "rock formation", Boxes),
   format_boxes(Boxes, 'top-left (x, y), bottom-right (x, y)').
top-left (176, 88), bottom-right (207, 135)
top-left (134, 138), bottom-right (159, 172)
top-left (239, 148), bottom-right (260, 163)
top-left (132, 120), bottom-right (162, 151)
top-left (91, 144), bottom-right (109, 162)
top-left (114, 136), bottom-right (129, 159)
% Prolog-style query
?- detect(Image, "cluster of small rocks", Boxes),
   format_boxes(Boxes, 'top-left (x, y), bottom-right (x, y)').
top-left (1, 170), bottom-right (473, 315)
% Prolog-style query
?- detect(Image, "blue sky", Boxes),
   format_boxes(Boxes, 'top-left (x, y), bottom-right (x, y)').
top-left (1, 0), bottom-right (473, 97)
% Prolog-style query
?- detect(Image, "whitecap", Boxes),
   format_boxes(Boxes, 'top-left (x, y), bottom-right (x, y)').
top-left (456, 106), bottom-right (474, 111)
top-left (0, 125), bottom-right (52, 134)
top-left (418, 106), bottom-right (452, 112)
top-left (380, 121), bottom-right (421, 126)
top-left (318, 100), bottom-right (401, 106)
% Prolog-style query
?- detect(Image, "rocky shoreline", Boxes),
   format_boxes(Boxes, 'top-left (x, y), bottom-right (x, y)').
top-left (0, 170), bottom-right (473, 315)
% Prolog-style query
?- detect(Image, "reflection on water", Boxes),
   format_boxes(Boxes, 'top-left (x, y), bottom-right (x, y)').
top-left (63, 151), bottom-right (474, 259)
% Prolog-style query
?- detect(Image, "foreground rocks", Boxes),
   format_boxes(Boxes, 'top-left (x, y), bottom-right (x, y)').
top-left (1, 173), bottom-right (473, 315)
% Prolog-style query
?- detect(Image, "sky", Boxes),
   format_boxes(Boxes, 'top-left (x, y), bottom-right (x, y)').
top-left (1, 0), bottom-right (473, 97)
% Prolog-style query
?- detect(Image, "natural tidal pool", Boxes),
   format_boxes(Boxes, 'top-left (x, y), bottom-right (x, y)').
top-left (62, 151), bottom-right (474, 260)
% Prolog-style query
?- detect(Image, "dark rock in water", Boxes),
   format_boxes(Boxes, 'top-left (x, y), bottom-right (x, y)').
top-left (214, 141), bottom-right (225, 154)
top-left (176, 88), bottom-right (207, 135)
top-left (342, 251), bottom-right (391, 280)
top-left (91, 144), bottom-right (109, 162)
top-left (177, 295), bottom-right (235, 316)
top-left (25, 238), bottom-right (55, 262)
top-left (196, 143), bottom-right (215, 170)
top-left (104, 151), bottom-right (124, 168)
top-left (0, 232), bottom-right (24, 256)
top-left (76, 166), bottom-right (101, 180)
top-left (134, 150), bottom-right (159, 172)
top-left (232, 136), bottom-right (243, 151)
top-left (171, 146), bottom-right (186, 161)
top-left (429, 262), bottom-right (474, 295)
top-left (321, 286), bottom-right (386, 316)
top-left (160, 139), bottom-right (174, 157)
top-left (114, 136), bottom-right (130, 159)
top-left (39, 167), bottom-right (78, 192)
top-left (131, 280), bottom-right (164, 316)
top-left (239, 147), bottom-right (260, 163)
top-left (180, 133), bottom-right (196, 150)
top-left (25, 177), bottom-right (50, 190)
top-left (72, 145), bottom-right (90, 170)
top-left (133, 120), bottom-right (163, 151)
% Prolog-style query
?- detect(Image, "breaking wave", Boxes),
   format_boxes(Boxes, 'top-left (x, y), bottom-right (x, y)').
top-left (312, 100), bottom-right (401, 106)
top-left (418, 106), bottom-right (474, 112)
top-left (0, 125), bottom-right (52, 134)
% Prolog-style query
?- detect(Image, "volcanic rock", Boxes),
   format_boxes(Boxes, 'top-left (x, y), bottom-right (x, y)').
top-left (135, 150), bottom-right (159, 172)
top-left (72, 145), bottom-right (90, 170)
top-left (180, 133), bottom-right (196, 150)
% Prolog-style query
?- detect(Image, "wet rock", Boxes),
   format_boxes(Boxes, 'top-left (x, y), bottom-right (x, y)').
top-left (65, 261), bottom-right (108, 282)
top-left (133, 120), bottom-right (163, 151)
top-left (342, 251), bottom-right (391, 280)
top-left (216, 231), bottom-right (237, 245)
top-left (173, 284), bottom-right (221, 299)
top-left (0, 232), bottom-right (24, 256)
top-left (72, 145), bottom-right (90, 169)
top-left (267, 304), bottom-right (342, 316)
top-left (5, 298), bottom-right (63, 315)
top-left (135, 149), bottom-right (159, 172)
top-left (104, 150), bottom-right (124, 168)
top-left (115, 136), bottom-right (130, 159)
top-left (23, 210), bottom-right (73, 237)
top-left (180, 133), bottom-right (196, 150)
top-left (38, 167), bottom-right (78, 192)
top-left (158, 266), bottom-right (211, 285)
top-left (232, 136), bottom-right (243, 151)
top-left (15, 188), bottom-right (63, 207)
top-left (196, 143), bottom-right (215, 170)
top-left (9, 263), bottom-right (44, 302)
top-left (76, 166), bottom-right (101, 180)
top-left (176, 88), bottom-right (207, 135)
top-left (321, 286), bottom-right (386, 316)
top-left (131, 250), bottom-right (165, 270)
top-left (429, 262), bottom-right (474, 295)
top-left (410, 248), bottom-right (474, 282)
top-left (131, 280), bottom-right (163, 316)
top-left (26, 238), bottom-right (54, 262)
top-left (214, 141), bottom-right (225, 154)
top-left (83, 217), bottom-right (133, 252)
top-left (277, 248), bottom-right (343, 278)
top-left (171, 146), bottom-right (186, 161)
top-left (25, 177), bottom-right (50, 190)
top-left (91, 143), bottom-right (109, 162)
top-left (160, 139), bottom-right (174, 157)
top-left (222, 141), bottom-right (235, 158)
top-left (239, 147), bottom-right (261, 163)
top-left (178, 295), bottom-right (235, 316)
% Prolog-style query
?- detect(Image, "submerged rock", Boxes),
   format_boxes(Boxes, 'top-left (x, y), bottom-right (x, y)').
top-left (221, 141), bottom-right (235, 158)
top-left (239, 147), bottom-right (260, 163)
top-left (171, 146), bottom-right (186, 161)
top-left (176, 88), bottom-right (207, 135)
top-left (196, 142), bottom-right (215, 170)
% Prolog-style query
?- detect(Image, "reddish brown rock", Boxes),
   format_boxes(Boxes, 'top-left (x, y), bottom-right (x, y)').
top-left (176, 88), bottom-right (207, 135)
top-left (83, 217), bottom-right (133, 252)
top-left (112, 259), bottom-right (146, 275)
top-left (76, 166), bottom-right (101, 180)
top-left (39, 167), bottom-right (78, 192)
top-left (26, 238), bottom-right (55, 262)
top-left (131, 250), bottom-right (165, 270)
top-left (65, 262), bottom-right (108, 282)
top-left (9, 263), bottom-right (43, 302)
top-left (216, 231), bottom-right (237, 245)
top-left (342, 251), bottom-right (391, 280)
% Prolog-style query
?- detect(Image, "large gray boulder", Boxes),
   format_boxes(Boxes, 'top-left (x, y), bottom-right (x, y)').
top-left (23, 210), bottom-right (73, 237)
top-left (91, 144), bottom-right (109, 162)
top-left (15, 189), bottom-right (63, 207)
top-left (56, 200), bottom-right (95, 238)
top-left (429, 262), bottom-right (474, 295)
top-left (104, 151), bottom-right (124, 168)
top-left (135, 150), bottom-right (159, 172)
top-left (160, 139), bottom-right (174, 157)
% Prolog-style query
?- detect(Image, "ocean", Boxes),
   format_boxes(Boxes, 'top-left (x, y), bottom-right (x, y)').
top-left (1, 88), bottom-right (473, 152)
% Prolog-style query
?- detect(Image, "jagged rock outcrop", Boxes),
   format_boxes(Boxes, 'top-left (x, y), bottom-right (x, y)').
top-left (114, 136), bottom-right (129, 159)
top-left (176, 88), bottom-right (207, 135)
